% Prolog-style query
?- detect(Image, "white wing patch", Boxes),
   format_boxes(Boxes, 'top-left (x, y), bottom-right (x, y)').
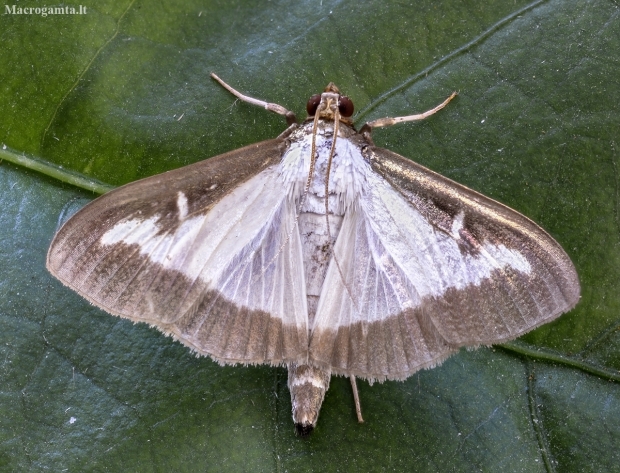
top-left (100, 215), bottom-right (160, 247)
top-left (450, 210), bottom-right (465, 238)
top-left (313, 156), bottom-right (533, 330)
top-left (98, 166), bottom-right (307, 328)
top-left (177, 191), bottom-right (188, 220)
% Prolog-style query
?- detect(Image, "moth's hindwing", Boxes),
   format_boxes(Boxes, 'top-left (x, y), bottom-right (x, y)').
top-left (47, 138), bottom-right (310, 365)
top-left (308, 146), bottom-right (580, 381)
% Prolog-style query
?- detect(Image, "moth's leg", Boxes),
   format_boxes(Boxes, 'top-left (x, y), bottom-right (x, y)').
top-left (350, 375), bottom-right (364, 423)
top-left (360, 91), bottom-right (457, 135)
top-left (211, 73), bottom-right (297, 125)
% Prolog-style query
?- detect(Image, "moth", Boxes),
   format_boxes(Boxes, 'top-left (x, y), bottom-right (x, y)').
top-left (47, 74), bottom-right (580, 436)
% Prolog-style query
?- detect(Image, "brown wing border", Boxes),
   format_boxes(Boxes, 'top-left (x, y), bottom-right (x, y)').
top-left (308, 145), bottom-right (580, 382)
top-left (46, 138), bottom-right (311, 367)
top-left (367, 145), bottom-right (580, 309)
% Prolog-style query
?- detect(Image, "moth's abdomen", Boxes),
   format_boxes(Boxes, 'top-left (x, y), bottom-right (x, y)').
top-left (298, 211), bottom-right (343, 328)
top-left (287, 363), bottom-right (331, 436)
top-left (291, 181), bottom-right (345, 435)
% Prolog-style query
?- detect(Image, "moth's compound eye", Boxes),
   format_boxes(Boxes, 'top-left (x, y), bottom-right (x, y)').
top-left (338, 96), bottom-right (354, 117)
top-left (306, 94), bottom-right (322, 116)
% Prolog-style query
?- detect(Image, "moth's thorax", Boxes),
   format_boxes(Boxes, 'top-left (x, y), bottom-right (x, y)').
top-left (279, 120), bottom-right (367, 216)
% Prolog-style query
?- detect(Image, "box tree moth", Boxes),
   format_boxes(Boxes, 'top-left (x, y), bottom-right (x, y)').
top-left (47, 74), bottom-right (580, 436)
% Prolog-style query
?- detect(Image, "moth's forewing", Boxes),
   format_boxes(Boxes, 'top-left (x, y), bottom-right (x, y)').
top-left (308, 146), bottom-right (580, 381)
top-left (47, 138), bottom-right (310, 365)
top-left (368, 146), bottom-right (580, 318)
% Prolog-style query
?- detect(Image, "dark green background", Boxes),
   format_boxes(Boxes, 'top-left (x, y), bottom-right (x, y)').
top-left (1, 0), bottom-right (619, 471)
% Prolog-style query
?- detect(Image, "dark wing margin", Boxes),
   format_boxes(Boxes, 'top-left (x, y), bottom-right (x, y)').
top-left (368, 145), bottom-right (580, 316)
top-left (47, 138), bottom-right (309, 366)
top-left (309, 145), bottom-right (580, 382)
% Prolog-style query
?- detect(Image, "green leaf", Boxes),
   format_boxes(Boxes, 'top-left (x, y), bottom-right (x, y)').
top-left (1, 0), bottom-right (619, 471)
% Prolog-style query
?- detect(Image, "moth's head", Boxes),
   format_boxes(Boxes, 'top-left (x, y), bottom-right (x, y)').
top-left (306, 83), bottom-right (354, 123)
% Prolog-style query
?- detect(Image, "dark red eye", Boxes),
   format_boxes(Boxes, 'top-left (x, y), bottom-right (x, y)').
top-left (338, 96), bottom-right (354, 117)
top-left (306, 94), bottom-right (321, 116)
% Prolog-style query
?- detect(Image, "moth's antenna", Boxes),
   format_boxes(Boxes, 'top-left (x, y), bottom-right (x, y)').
top-left (299, 111), bottom-right (322, 213)
top-left (360, 91), bottom-right (457, 132)
top-left (323, 114), bottom-right (339, 214)
top-left (210, 73), bottom-right (297, 125)
top-left (323, 108), bottom-right (360, 317)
